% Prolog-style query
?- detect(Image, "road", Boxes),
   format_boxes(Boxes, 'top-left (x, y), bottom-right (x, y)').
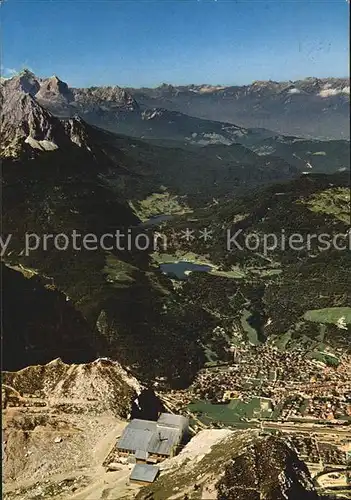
top-left (261, 421), bottom-right (351, 436)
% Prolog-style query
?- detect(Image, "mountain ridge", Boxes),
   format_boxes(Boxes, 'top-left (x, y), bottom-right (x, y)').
top-left (3, 71), bottom-right (349, 143)
top-left (129, 76), bottom-right (350, 140)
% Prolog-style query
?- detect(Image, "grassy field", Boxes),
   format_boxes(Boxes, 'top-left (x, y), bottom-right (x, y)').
top-left (130, 192), bottom-right (192, 221)
top-left (188, 396), bottom-right (278, 426)
top-left (306, 350), bottom-right (340, 366)
top-left (210, 267), bottom-right (247, 279)
top-left (301, 187), bottom-right (350, 224)
top-left (103, 253), bottom-right (137, 288)
top-left (304, 307), bottom-right (351, 325)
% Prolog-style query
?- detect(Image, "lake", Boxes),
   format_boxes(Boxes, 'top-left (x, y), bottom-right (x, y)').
top-left (140, 214), bottom-right (174, 228)
top-left (160, 261), bottom-right (213, 280)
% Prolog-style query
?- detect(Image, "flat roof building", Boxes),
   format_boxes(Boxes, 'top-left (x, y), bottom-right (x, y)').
top-left (116, 413), bottom-right (189, 464)
top-left (157, 413), bottom-right (189, 432)
top-left (130, 463), bottom-right (159, 485)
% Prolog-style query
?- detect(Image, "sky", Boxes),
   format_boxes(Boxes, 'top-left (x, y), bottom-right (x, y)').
top-left (0, 0), bottom-right (349, 87)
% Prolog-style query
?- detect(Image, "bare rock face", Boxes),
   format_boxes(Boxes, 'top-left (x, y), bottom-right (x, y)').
top-left (0, 79), bottom-right (79, 157)
top-left (72, 85), bottom-right (138, 113)
top-left (3, 357), bottom-right (140, 416)
top-left (136, 430), bottom-right (319, 500)
top-left (0, 75), bottom-right (116, 158)
top-left (7, 69), bottom-right (41, 96)
top-left (36, 75), bottom-right (73, 102)
top-left (2, 358), bottom-right (141, 494)
top-left (216, 435), bottom-right (318, 500)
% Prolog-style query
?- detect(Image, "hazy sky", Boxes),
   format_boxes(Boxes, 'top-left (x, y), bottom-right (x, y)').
top-left (1, 0), bottom-right (349, 87)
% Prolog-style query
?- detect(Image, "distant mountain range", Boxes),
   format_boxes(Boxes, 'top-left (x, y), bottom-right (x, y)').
top-left (2, 70), bottom-right (349, 145)
top-left (0, 70), bottom-right (266, 147)
top-left (1, 70), bottom-right (349, 185)
top-left (129, 77), bottom-right (350, 140)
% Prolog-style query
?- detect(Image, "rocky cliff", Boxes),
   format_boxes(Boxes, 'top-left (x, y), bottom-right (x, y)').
top-left (136, 429), bottom-right (320, 500)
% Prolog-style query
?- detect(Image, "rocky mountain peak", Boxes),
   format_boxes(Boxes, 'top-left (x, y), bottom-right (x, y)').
top-left (36, 74), bottom-right (73, 102)
top-left (136, 430), bottom-right (320, 500)
top-left (3, 357), bottom-right (140, 416)
top-left (3, 69), bottom-right (41, 96)
top-left (73, 84), bottom-right (138, 108)
top-left (0, 81), bottom-right (87, 156)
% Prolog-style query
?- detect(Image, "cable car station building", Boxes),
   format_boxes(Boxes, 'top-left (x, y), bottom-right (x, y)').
top-left (117, 413), bottom-right (189, 464)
